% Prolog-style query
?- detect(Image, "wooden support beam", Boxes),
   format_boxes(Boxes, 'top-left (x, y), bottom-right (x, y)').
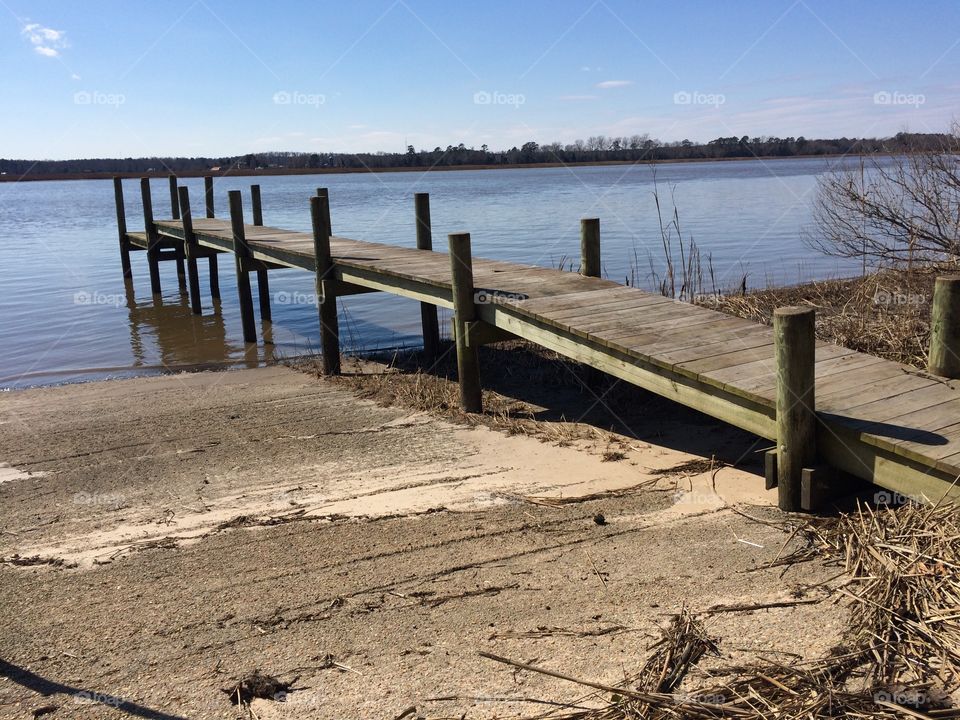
top-left (801, 465), bottom-right (837, 512)
top-left (462, 320), bottom-right (516, 348)
top-left (310, 195), bottom-right (341, 375)
top-left (774, 306), bottom-right (816, 511)
top-left (140, 177), bottom-right (162, 296)
top-left (449, 232), bottom-right (482, 413)
top-left (168, 175), bottom-right (187, 290)
top-left (228, 190), bottom-right (257, 343)
top-left (249, 184), bottom-right (271, 321)
top-left (764, 448), bottom-right (778, 490)
top-left (204, 176), bottom-right (221, 300)
top-left (415, 192), bottom-right (441, 360)
top-left (928, 275), bottom-right (960, 379)
top-left (177, 186), bottom-right (203, 315)
top-left (113, 177), bottom-right (132, 280)
top-left (580, 218), bottom-right (600, 278)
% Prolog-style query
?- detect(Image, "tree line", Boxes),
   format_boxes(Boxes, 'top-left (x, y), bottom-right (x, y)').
top-left (1, 132), bottom-right (951, 177)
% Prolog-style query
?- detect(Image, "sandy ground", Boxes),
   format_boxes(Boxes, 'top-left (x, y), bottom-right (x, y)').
top-left (0, 364), bottom-right (848, 719)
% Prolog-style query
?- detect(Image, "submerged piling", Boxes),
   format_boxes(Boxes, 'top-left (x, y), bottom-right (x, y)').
top-left (177, 186), bottom-right (203, 315)
top-left (113, 177), bottom-right (132, 280)
top-left (228, 190), bottom-right (257, 343)
top-left (140, 178), bottom-right (162, 296)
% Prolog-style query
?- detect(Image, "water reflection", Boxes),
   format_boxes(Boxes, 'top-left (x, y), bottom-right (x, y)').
top-left (123, 279), bottom-right (271, 372)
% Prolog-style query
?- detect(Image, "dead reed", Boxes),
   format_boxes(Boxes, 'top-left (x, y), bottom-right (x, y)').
top-left (696, 267), bottom-right (949, 368)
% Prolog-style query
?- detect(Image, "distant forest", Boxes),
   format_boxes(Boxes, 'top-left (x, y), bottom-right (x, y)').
top-left (1, 132), bottom-right (951, 178)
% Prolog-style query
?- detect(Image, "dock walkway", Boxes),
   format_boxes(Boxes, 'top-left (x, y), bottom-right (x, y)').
top-left (115, 177), bottom-right (960, 509)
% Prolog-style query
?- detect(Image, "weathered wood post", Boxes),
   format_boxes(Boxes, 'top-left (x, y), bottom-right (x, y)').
top-left (168, 175), bottom-right (187, 290)
top-left (204, 176), bottom-right (221, 300)
top-left (449, 232), bottom-right (482, 413)
top-left (415, 193), bottom-right (441, 360)
top-left (928, 275), bottom-right (960, 379)
top-left (168, 175), bottom-right (180, 220)
top-left (774, 307), bottom-right (816, 511)
top-left (228, 190), bottom-right (257, 343)
top-left (204, 176), bottom-right (215, 217)
top-left (580, 218), bottom-right (601, 278)
top-left (113, 177), bottom-right (132, 279)
top-left (177, 186), bottom-right (203, 315)
top-left (250, 184), bottom-right (271, 322)
top-left (310, 195), bottom-right (341, 375)
top-left (316, 188), bottom-right (332, 233)
top-left (140, 178), bottom-right (162, 295)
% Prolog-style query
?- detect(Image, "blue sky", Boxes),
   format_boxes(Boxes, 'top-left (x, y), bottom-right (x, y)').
top-left (3, 0), bottom-right (958, 159)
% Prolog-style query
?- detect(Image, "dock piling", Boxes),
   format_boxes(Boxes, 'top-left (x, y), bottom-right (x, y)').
top-left (316, 188), bottom-right (332, 234)
top-left (310, 195), bottom-right (341, 375)
top-left (415, 193), bottom-right (441, 360)
top-left (449, 232), bottom-right (483, 413)
top-left (168, 175), bottom-right (187, 290)
top-left (177, 186), bottom-right (203, 315)
top-left (113, 177), bottom-right (132, 280)
top-left (580, 218), bottom-right (601, 278)
top-left (774, 306), bottom-right (817, 511)
top-left (204, 176), bottom-right (221, 300)
top-left (928, 275), bottom-right (960, 379)
top-left (228, 190), bottom-right (257, 343)
top-left (140, 178), bottom-right (162, 296)
top-left (250, 184), bottom-right (271, 322)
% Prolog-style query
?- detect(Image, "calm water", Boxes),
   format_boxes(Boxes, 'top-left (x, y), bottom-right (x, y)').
top-left (0, 157), bottom-right (862, 389)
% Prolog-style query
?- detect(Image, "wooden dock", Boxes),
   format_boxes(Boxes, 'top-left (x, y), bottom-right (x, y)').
top-left (114, 176), bottom-right (960, 510)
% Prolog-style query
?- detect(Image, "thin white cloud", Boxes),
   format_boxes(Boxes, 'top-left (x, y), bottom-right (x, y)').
top-left (22, 22), bottom-right (68, 58)
top-left (559, 94), bottom-right (598, 101)
top-left (596, 80), bottom-right (632, 89)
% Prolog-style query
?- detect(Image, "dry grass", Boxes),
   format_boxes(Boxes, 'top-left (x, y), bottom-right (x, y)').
top-left (292, 341), bottom-right (643, 451)
top-left (696, 266), bottom-right (952, 368)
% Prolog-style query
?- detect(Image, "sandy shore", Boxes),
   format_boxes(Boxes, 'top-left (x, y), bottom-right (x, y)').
top-left (0, 363), bottom-right (847, 719)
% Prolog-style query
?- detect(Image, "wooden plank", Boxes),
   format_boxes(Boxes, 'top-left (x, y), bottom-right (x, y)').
top-left (677, 343), bottom-right (777, 376)
top-left (818, 371), bottom-right (940, 413)
top-left (511, 286), bottom-right (646, 315)
top-left (839, 383), bottom-right (960, 424)
top-left (485, 303), bottom-right (776, 439)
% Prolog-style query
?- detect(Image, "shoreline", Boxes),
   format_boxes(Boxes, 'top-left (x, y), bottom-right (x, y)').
top-left (0, 151), bottom-right (863, 183)
top-left (0, 360), bottom-right (851, 719)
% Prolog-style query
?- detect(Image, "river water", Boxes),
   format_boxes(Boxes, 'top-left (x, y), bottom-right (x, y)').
top-left (0, 157), bottom-right (863, 389)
